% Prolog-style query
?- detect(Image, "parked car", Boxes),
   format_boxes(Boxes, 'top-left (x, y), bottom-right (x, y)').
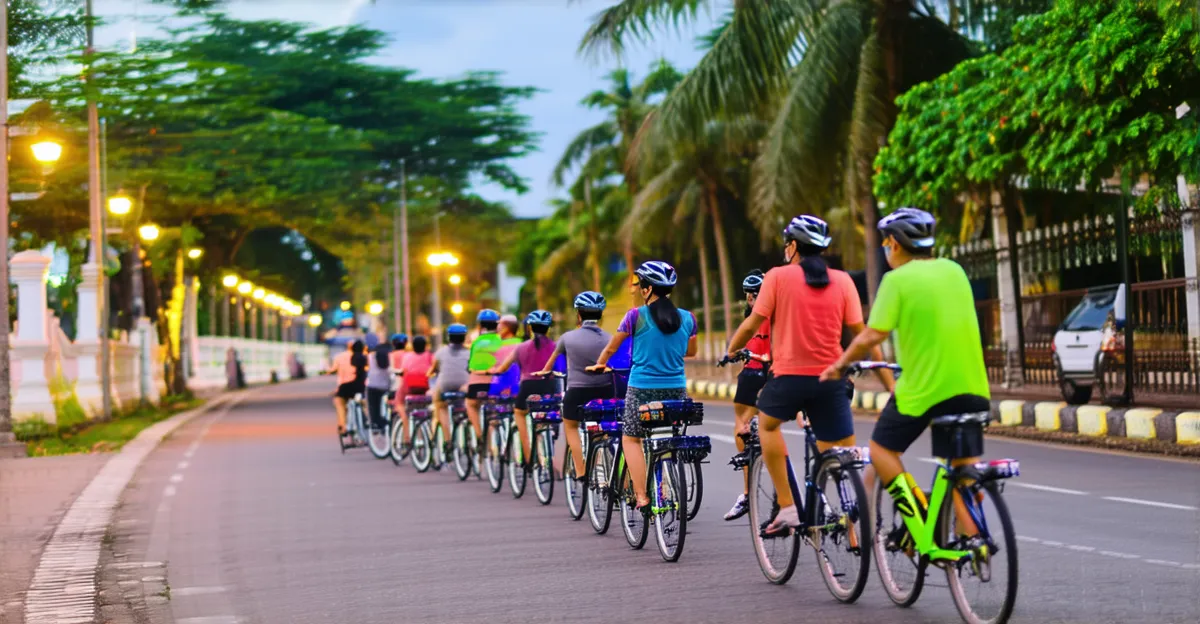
top-left (1052, 284), bottom-right (1125, 404)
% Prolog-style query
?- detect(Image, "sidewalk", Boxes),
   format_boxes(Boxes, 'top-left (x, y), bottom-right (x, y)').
top-left (0, 453), bottom-right (111, 624)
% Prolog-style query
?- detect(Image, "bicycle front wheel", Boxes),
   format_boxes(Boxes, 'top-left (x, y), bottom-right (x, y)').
top-left (586, 442), bottom-right (614, 534)
top-left (873, 477), bottom-right (926, 606)
top-left (485, 423), bottom-right (505, 493)
top-left (943, 480), bottom-right (1018, 624)
top-left (507, 425), bottom-right (527, 498)
top-left (367, 419), bottom-right (391, 459)
top-left (618, 460), bottom-right (648, 550)
top-left (430, 425), bottom-right (446, 471)
top-left (812, 457), bottom-right (872, 603)
top-left (389, 418), bottom-right (410, 466)
top-left (452, 421), bottom-right (472, 481)
top-left (653, 456), bottom-right (687, 562)
top-left (411, 423), bottom-right (432, 473)
top-left (684, 459), bottom-right (703, 521)
top-left (533, 429), bottom-right (555, 505)
top-left (746, 453), bottom-right (799, 584)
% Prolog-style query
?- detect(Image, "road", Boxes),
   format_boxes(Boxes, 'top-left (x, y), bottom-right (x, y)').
top-left (108, 380), bottom-right (1200, 624)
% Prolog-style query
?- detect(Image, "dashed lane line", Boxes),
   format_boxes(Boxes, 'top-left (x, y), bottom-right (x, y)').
top-left (1017, 535), bottom-right (1198, 570)
top-left (1100, 496), bottom-right (1198, 511)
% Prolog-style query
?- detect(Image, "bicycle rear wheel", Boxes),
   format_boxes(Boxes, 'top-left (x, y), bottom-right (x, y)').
top-left (533, 429), bottom-right (555, 505)
top-left (873, 478), bottom-right (926, 606)
top-left (746, 453), bottom-right (799, 584)
top-left (452, 421), bottom-right (472, 481)
top-left (943, 480), bottom-right (1018, 624)
top-left (430, 425), bottom-right (446, 471)
top-left (411, 423), bottom-right (432, 473)
top-left (684, 459), bottom-right (703, 521)
top-left (507, 425), bottom-right (527, 498)
top-left (564, 446), bottom-right (584, 520)
top-left (618, 460), bottom-right (648, 550)
top-left (367, 408), bottom-right (391, 459)
top-left (653, 456), bottom-right (687, 562)
top-left (812, 457), bottom-right (871, 603)
top-left (485, 423), bottom-right (505, 493)
top-left (586, 442), bottom-right (614, 534)
top-left (389, 418), bottom-right (410, 466)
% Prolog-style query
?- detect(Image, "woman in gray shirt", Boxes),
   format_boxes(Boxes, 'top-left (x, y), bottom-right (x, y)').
top-left (428, 323), bottom-right (472, 446)
top-left (365, 346), bottom-right (393, 429)
top-left (533, 291), bottom-right (614, 480)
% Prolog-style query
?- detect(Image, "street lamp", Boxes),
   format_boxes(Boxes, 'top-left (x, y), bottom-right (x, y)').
top-left (186, 247), bottom-right (203, 260)
top-left (308, 313), bottom-right (322, 327)
top-left (222, 274), bottom-right (239, 288)
top-left (237, 281), bottom-right (252, 295)
top-left (107, 195), bottom-right (132, 216)
top-left (252, 288), bottom-right (266, 301)
top-left (450, 302), bottom-right (464, 317)
top-left (138, 223), bottom-right (160, 242)
top-left (30, 140), bottom-right (62, 164)
top-left (340, 300), bottom-right (351, 311)
top-left (367, 301), bottom-right (384, 316)
top-left (426, 251), bottom-right (460, 348)
top-left (448, 274), bottom-right (462, 285)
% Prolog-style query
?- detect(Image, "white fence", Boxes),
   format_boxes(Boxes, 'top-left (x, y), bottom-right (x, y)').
top-left (190, 337), bottom-right (329, 390)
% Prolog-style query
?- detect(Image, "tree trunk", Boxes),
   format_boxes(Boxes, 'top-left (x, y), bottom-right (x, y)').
top-left (623, 175), bottom-right (640, 276)
top-left (705, 184), bottom-right (736, 346)
top-left (584, 177), bottom-right (602, 292)
top-left (166, 249), bottom-right (187, 395)
top-left (697, 226), bottom-right (715, 361)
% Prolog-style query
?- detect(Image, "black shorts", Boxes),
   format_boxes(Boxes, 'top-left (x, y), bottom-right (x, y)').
top-left (406, 385), bottom-right (429, 397)
top-left (336, 382), bottom-right (363, 400)
top-left (755, 375), bottom-right (853, 443)
top-left (733, 368), bottom-right (768, 407)
top-left (562, 385), bottom-right (614, 422)
top-left (466, 383), bottom-right (492, 400)
top-left (516, 378), bottom-right (559, 411)
top-left (872, 394), bottom-right (991, 453)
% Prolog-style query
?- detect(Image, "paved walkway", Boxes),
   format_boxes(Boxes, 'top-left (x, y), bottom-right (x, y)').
top-left (0, 453), bottom-right (110, 624)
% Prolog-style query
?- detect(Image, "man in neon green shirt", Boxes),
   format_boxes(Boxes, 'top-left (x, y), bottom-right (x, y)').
top-left (822, 207), bottom-right (990, 525)
top-left (465, 310), bottom-right (520, 442)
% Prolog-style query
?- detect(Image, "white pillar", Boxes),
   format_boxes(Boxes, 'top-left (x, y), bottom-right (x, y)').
top-left (10, 251), bottom-right (56, 422)
top-left (136, 317), bottom-right (160, 404)
top-left (70, 262), bottom-right (104, 415)
top-left (991, 196), bottom-right (1023, 388)
top-left (1178, 176), bottom-right (1199, 341)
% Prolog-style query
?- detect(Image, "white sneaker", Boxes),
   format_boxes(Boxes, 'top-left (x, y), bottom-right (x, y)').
top-left (724, 494), bottom-right (749, 521)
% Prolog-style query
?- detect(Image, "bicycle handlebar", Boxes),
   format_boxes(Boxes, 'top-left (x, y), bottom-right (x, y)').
top-left (847, 361), bottom-right (901, 376)
top-left (717, 349), bottom-right (769, 367)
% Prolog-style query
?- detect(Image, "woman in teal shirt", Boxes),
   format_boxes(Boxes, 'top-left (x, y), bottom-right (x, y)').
top-left (590, 260), bottom-right (697, 510)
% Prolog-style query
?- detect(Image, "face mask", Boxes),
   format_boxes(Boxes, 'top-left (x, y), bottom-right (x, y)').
top-left (882, 242), bottom-right (893, 259)
top-left (783, 245), bottom-right (793, 264)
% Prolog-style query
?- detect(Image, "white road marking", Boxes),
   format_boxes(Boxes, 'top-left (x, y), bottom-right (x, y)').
top-left (172, 586), bottom-right (228, 597)
top-left (169, 473), bottom-right (184, 483)
top-left (707, 433), bottom-right (738, 444)
top-left (163, 485), bottom-right (177, 497)
top-left (1100, 496), bottom-right (1198, 511)
top-left (1020, 535), bottom-right (1195, 570)
top-left (1144, 559), bottom-right (1183, 567)
top-left (1008, 482), bottom-right (1088, 496)
top-left (1098, 550), bottom-right (1141, 560)
top-left (177, 460), bottom-right (190, 470)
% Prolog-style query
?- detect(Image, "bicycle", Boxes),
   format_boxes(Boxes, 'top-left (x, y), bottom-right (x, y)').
top-left (853, 362), bottom-right (1020, 624)
top-left (579, 398), bottom-right (624, 533)
top-left (339, 393), bottom-right (369, 452)
top-left (365, 392), bottom-right (392, 460)
top-left (512, 393), bottom-right (562, 505)
top-left (719, 351), bottom-right (873, 601)
top-left (441, 391), bottom-right (481, 481)
top-left (481, 394), bottom-right (517, 493)
top-left (391, 395), bottom-right (446, 473)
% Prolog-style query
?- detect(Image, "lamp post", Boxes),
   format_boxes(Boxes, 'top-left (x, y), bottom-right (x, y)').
top-left (426, 251), bottom-right (459, 348)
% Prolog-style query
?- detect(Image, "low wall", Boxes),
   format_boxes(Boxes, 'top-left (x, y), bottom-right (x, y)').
top-left (191, 337), bottom-right (329, 390)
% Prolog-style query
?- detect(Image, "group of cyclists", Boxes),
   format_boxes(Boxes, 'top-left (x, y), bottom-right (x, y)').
top-left (327, 207), bottom-right (1014, 624)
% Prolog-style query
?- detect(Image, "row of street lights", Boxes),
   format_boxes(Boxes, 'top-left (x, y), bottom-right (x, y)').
top-left (218, 274), bottom-right (306, 342)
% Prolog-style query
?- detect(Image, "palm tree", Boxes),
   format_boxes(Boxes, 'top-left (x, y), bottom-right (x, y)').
top-left (553, 59), bottom-right (683, 273)
top-left (579, 0), bottom-right (1044, 300)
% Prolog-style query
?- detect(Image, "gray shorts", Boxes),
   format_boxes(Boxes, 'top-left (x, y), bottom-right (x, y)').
top-left (622, 386), bottom-right (688, 438)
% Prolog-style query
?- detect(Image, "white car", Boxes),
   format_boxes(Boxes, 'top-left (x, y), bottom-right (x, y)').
top-left (1052, 284), bottom-right (1125, 404)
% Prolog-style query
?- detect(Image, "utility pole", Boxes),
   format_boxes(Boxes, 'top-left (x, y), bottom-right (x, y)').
top-left (86, 0), bottom-right (111, 419)
top-left (0, 1), bottom-right (18, 452)
top-left (391, 162), bottom-right (402, 335)
top-left (399, 159), bottom-right (412, 337)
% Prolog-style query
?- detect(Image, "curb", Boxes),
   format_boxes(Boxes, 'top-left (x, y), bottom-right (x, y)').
top-left (685, 379), bottom-right (1200, 446)
top-left (22, 392), bottom-right (245, 624)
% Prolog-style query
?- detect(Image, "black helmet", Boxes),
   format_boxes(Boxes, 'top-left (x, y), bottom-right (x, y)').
top-left (742, 270), bottom-right (764, 293)
top-left (783, 215), bottom-right (832, 249)
top-left (878, 208), bottom-right (936, 252)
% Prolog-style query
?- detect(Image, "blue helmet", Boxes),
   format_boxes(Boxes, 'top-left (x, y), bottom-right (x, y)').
top-left (476, 309), bottom-right (500, 323)
top-left (389, 332), bottom-right (407, 345)
top-left (573, 291), bottom-right (606, 311)
top-left (742, 270), bottom-right (764, 293)
top-left (634, 260), bottom-right (678, 287)
top-left (783, 215), bottom-right (832, 248)
top-left (525, 310), bottom-right (553, 326)
top-left (447, 323), bottom-right (468, 336)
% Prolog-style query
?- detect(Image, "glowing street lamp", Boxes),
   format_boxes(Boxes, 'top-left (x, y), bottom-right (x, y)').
top-left (308, 314), bottom-right (322, 327)
top-left (367, 301), bottom-right (384, 315)
top-left (30, 140), bottom-right (63, 164)
top-left (187, 247), bottom-right (203, 260)
top-left (340, 300), bottom-right (351, 311)
top-left (426, 251), bottom-right (460, 267)
top-left (107, 195), bottom-right (132, 216)
top-left (450, 302), bottom-right (464, 316)
top-left (448, 274), bottom-right (462, 285)
top-left (252, 288), bottom-right (266, 300)
top-left (237, 282), bottom-right (252, 295)
top-left (222, 274), bottom-right (239, 288)
top-left (138, 223), bottom-right (160, 242)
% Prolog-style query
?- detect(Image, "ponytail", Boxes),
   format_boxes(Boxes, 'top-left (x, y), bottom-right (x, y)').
top-left (646, 285), bottom-right (682, 334)
top-left (530, 323), bottom-right (550, 349)
top-left (798, 244), bottom-right (830, 288)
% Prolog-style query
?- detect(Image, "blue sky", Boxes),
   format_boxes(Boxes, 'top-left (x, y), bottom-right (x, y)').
top-left (94, 1), bottom-right (717, 217)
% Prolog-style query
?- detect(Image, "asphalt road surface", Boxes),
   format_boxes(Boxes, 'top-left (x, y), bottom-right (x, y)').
top-left (112, 380), bottom-right (1200, 624)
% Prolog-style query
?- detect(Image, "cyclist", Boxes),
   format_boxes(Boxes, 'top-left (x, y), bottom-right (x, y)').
top-left (329, 340), bottom-right (368, 434)
top-left (428, 323), bottom-right (471, 446)
top-left (390, 335), bottom-right (433, 445)
top-left (465, 309), bottom-right (503, 442)
top-left (723, 269), bottom-right (771, 521)
top-left (821, 207), bottom-right (990, 536)
top-left (726, 215), bottom-right (892, 535)
top-left (365, 341), bottom-right (393, 430)
top-left (490, 310), bottom-right (558, 464)
top-left (534, 291), bottom-right (613, 481)
top-left (589, 261), bottom-right (697, 511)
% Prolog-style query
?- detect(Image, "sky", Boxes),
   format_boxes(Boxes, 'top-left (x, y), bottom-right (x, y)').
top-left (92, 0), bottom-right (718, 218)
